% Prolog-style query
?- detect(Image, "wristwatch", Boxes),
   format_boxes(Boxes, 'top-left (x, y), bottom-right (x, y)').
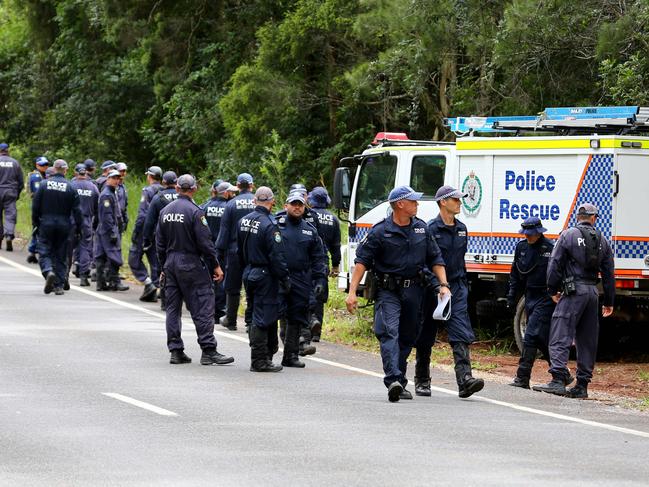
top-left (439, 282), bottom-right (450, 288)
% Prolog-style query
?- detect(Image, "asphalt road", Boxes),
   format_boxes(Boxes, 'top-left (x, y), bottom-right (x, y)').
top-left (1, 250), bottom-right (649, 486)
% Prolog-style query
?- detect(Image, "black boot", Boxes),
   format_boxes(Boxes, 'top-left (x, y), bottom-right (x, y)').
top-left (5, 238), bottom-right (13, 251)
top-left (44, 271), bottom-right (56, 294)
top-left (140, 282), bottom-right (158, 302)
top-left (310, 313), bottom-right (322, 342)
top-left (108, 265), bottom-right (129, 291)
top-left (282, 319), bottom-right (305, 368)
top-left (414, 347), bottom-right (432, 397)
top-left (79, 275), bottom-right (90, 287)
top-left (279, 318), bottom-right (287, 344)
top-left (63, 278), bottom-right (70, 291)
top-left (565, 380), bottom-right (588, 399)
top-left (170, 349), bottom-right (192, 364)
top-left (200, 348), bottom-right (235, 365)
top-left (27, 253), bottom-right (38, 264)
top-left (451, 342), bottom-right (484, 398)
top-left (96, 260), bottom-right (109, 291)
top-left (220, 293), bottom-right (239, 330)
top-left (249, 325), bottom-right (282, 372)
top-left (509, 346), bottom-right (537, 389)
top-left (532, 376), bottom-right (567, 396)
top-left (298, 337), bottom-right (316, 356)
top-left (90, 268), bottom-right (97, 282)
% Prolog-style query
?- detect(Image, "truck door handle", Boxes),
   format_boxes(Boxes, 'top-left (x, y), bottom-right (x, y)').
top-left (613, 170), bottom-right (619, 197)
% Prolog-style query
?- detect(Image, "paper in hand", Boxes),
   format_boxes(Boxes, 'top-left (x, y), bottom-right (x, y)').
top-left (433, 292), bottom-right (451, 321)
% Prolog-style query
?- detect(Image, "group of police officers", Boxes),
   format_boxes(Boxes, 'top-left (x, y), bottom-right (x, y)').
top-left (0, 143), bottom-right (615, 402)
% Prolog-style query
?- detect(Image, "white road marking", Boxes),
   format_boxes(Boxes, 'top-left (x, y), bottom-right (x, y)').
top-left (3, 255), bottom-right (649, 439)
top-left (102, 392), bottom-right (178, 417)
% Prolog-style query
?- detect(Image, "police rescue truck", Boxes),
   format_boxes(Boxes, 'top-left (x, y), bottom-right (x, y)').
top-left (333, 106), bottom-right (649, 350)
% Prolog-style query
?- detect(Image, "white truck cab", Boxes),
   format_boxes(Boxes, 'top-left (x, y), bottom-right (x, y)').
top-left (333, 107), bottom-right (649, 350)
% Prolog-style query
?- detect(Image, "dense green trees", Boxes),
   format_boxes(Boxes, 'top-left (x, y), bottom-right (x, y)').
top-left (0, 0), bottom-right (648, 186)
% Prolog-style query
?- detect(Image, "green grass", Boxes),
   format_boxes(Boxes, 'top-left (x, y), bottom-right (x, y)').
top-left (473, 361), bottom-right (498, 372)
top-left (637, 370), bottom-right (649, 383)
top-left (639, 397), bottom-right (649, 411)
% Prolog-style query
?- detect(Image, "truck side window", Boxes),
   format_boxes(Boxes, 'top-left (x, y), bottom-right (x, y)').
top-left (354, 155), bottom-right (397, 219)
top-left (411, 155), bottom-right (446, 199)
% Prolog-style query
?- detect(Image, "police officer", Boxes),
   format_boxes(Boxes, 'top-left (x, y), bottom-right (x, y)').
top-left (215, 172), bottom-right (256, 330)
top-left (95, 161), bottom-right (116, 192)
top-left (32, 159), bottom-right (81, 295)
top-left (116, 162), bottom-right (129, 235)
top-left (346, 186), bottom-right (449, 402)
top-left (201, 180), bottom-right (238, 323)
top-left (237, 186), bottom-right (289, 372)
top-left (95, 169), bottom-right (128, 292)
top-left (276, 191), bottom-right (327, 366)
top-left (83, 159), bottom-right (97, 179)
top-left (26, 156), bottom-right (50, 263)
top-left (307, 186), bottom-right (341, 342)
top-left (143, 171), bottom-right (178, 309)
top-left (414, 185), bottom-right (484, 399)
top-left (69, 163), bottom-right (99, 287)
top-left (128, 166), bottom-right (163, 302)
top-left (156, 174), bottom-right (234, 366)
top-left (533, 203), bottom-right (615, 399)
top-left (0, 142), bottom-right (24, 251)
top-left (506, 217), bottom-right (559, 388)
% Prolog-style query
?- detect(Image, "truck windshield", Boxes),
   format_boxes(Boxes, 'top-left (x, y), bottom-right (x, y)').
top-left (354, 154), bottom-right (397, 219)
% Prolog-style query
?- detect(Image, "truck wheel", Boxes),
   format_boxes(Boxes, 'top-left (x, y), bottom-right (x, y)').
top-left (513, 297), bottom-right (527, 352)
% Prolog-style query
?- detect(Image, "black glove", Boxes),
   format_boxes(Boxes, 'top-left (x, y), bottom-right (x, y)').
top-left (110, 233), bottom-right (118, 245)
top-left (506, 298), bottom-right (516, 315)
top-left (314, 282), bottom-right (326, 302)
top-left (279, 278), bottom-right (291, 295)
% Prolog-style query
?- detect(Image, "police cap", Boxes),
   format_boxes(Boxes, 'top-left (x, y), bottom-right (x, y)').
top-left (577, 203), bottom-right (598, 216)
top-left (255, 186), bottom-right (274, 202)
top-left (177, 174), bottom-right (197, 190)
top-left (0, 143), bottom-right (8, 151)
top-left (74, 163), bottom-right (87, 175)
top-left (101, 160), bottom-right (116, 170)
top-left (116, 162), bottom-right (127, 172)
top-left (289, 183), bottom-right (307, 195)
top-left (162, 171), bottom-right (177, 185)
top-left (433, 185), bottom-right (467, 201)
top-left (107, 169), bottom-right (121, 178)
top-left (145, 166), bottom-right (163, 179)
top-left (53, 159), bottom-right (68, 170)
top-left (237, 172), bottom-right (254, 184)
top-left (308, 186), bottom-right (330, 208)
top-left (83, 158), bottom-right (96, 169)
top-left (35, 156), bottom-right (49, 166)
top-left (216, 181), bottom-right (238, 194)
top-left (286, 191), bottom-right (306, 204)
top-left (388, 185), bottom-right (424, 203)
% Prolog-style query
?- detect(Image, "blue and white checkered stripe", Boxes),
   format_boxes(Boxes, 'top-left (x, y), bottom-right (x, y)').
top-left (614, 240), bottom-right (649, 259)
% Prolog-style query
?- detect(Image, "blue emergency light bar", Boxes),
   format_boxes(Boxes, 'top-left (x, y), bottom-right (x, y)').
top-left (445, 106), bottom-right (644, 134)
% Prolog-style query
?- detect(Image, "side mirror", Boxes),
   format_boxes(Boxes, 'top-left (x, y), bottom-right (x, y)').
top-left (333, 167), bottom-right (351, 210)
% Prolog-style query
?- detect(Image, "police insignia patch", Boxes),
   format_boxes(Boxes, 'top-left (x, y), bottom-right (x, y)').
top-left (103, 200), bottom-right (110, 207)
top-left (274, 232), bottom-right (282, 243)
top-left (201, 216), bottom-right (208, 226)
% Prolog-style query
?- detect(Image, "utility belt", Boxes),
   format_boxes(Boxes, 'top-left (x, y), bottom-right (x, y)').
top-left (562, 276), bottom-right (598, 296)
top-left (375, 272), bottom-right (423, 291)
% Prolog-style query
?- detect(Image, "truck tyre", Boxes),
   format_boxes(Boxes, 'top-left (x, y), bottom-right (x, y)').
top-left (513, 296), bottom-right (527, 352)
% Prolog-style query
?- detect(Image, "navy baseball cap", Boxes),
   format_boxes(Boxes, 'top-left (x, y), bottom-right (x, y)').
top-left (286, 191), bottom-right (306, 204)
top-left (74, 163), bottom-right (87, 174)
top-left (162, 171), bottom-right (177, 185)
top-left (0, 143), bottom-right (8, 151)
top-left (519, 216), bottom-right (547, 235)
top-left (177, 174), bottom-right (197, 190)
top-left (45, 167), bottom-right (56, 177)
top-left (216, 181), bottom-right (238, 194)
top-left (83, 159), bottom-right (96, 169)
top-left (101, 160), bottom-right (116, 170)
top-left (577, 203), bottom-right (598, 216)
top-left (289, 183), bottom-right (307, 195)
top-left (211, 178), bottom-right (224, 190)
top-left (237, 172), bottom-right (253, 184)
top-left (308, 186), bottom-right (330, 208)
top-left (107, 169), bottom-right (120, 178)
top-left (434, 185), bottom-right (467, 201)
top-left (35, 156), bottom-right (49, 166)
top-left (388, 185), bottom-right (423, 203)
top-left (145, 166), bottom-right (162, 179)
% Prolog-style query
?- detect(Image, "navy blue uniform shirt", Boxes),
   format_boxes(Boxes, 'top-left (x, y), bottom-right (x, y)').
top-left (216, 190), bottom-right (256, 254)
top-left (133, 182), bottom-right (162, 234)
top-left (27, 170), bottom-right (45, 196)
top-left (311, 207), bottom-right (341, 267)
top-left (547, 222), bottom-right (615, 306)
top-left (156, 194), bottom-right (219, 272)
top-left (0, 155), bottom-right (23, 193)
top-left (143, 188), bottom-right (178, 243)
top-left (70, 177), bottom-right (99, 218)
top-left (201, 196), bottom-right (228, 243)
top-left (97, 185), bottom-right (122, 237)
top-left (237, 205), bottom-right (289, 280)
top-left (508, 235), bottom-right (554, 302)
top-left (355, 216), bottom-right (444, 277)
top-left (32, 173), bottom-right (82, 228)
top-left (276, 214), bottom-right (327, 284)
top-left (428, 215), bottom-right (467, 282)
